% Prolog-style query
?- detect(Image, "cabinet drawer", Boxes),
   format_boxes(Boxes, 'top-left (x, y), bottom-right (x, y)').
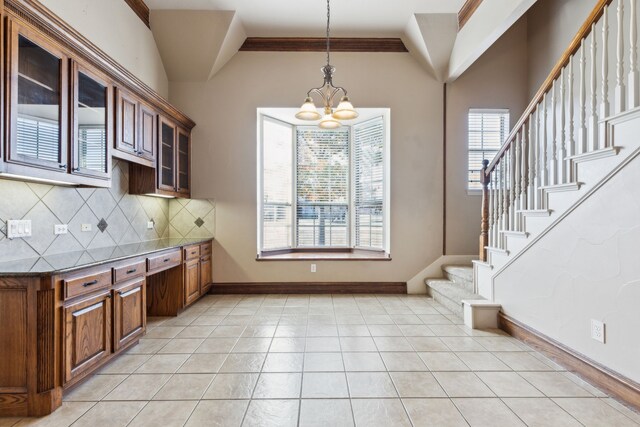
top-left (184, 245), bottom-right (200, 260)
top-left (200, 241), bottom-right (212, 257)
top-left (147, 250), bottom-right (181, 272)
top-left (64, 270), bottom-right (112, 300)
top-left (113, 260), bottom-right (146, 283)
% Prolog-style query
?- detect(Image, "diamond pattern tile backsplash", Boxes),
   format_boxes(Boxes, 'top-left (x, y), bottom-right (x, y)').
top-left (0, 159), bottom-right (215, 262)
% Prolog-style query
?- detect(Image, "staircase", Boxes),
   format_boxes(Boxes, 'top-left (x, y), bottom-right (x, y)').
top-left (425, 265), bottom-right (481, 317)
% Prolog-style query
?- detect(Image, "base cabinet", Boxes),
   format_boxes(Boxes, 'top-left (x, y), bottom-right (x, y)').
top-left (184, 258), bottom-right (200, 306)
top-left (200, 255), bottom-right (212, 295)
top-left (63, 291), bottom-right (112, 385)
top-left (113, 277), bottom-right (146, 351)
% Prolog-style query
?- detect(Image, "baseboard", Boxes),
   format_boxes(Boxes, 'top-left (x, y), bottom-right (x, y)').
top-left (209, 282), bottom-right (407, 294)
top-left (499, 312), bottom-right (640, 410)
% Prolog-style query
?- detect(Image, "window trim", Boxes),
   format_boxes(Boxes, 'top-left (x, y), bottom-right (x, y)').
top-left (257, 110), bottom-right (391, 258)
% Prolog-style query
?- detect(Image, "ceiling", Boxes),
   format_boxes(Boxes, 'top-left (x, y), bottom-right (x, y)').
top-left (146, 0), bottom-right (537, 83)
top-left (145, 0), bottom-right (465, 37)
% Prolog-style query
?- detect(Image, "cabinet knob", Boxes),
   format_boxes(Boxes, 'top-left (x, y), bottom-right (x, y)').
top-left (59, 164), bottom-right (67, 169)
top-left (72, 167), bottom-right (80, 172)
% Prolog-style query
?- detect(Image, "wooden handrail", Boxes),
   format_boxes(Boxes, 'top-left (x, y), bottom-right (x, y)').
top-left (486, 0), bottom-right (614, 174)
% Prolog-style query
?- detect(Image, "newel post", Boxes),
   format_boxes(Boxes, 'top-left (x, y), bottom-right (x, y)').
top-left (479, 159), bottom-right (490, 262)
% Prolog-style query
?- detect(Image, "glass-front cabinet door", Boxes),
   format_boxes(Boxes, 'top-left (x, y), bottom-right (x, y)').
top-left (71, 62), bottom-right (112, 179)
top-left (158, 116), bottom-right (176, 191)
top-left (8, 24), bottom-right (68, 172)
top-left (177, 127), bottom-right (190, 194)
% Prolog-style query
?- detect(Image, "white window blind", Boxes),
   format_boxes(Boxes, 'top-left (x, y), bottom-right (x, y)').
top-left (262, 118), bottom-right (294, 250)
top-left (16, 116), bottom-right (59, 162)
top-left (78, 126), bottom-right (106, 171)
top-left (296, 127), bottom-right (349, 247)
top-left (354, 117), bottom-right (385, 249)
top-left (468, 109), bottom-right (509, 190)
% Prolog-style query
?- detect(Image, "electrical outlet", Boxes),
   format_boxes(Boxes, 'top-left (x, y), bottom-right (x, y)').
top-left (54, 224), bottom-right (68, 235)
top-left (7, 220), bottom-right (32, 239)
top-left (147, 221), bottom-right (155, 229)
top-left (591, 319), bottom-right (605, 343)
top-left (311, 263), bottom-right (317, 273)
top-left (81, 224), bottom-right (92, 232)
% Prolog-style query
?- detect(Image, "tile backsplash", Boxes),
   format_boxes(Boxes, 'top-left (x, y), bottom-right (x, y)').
top-left (0, 159), bottom-right (215, 262)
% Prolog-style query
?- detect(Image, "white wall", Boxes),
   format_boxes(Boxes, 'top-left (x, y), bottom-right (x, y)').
top-left (494, 152), bottom-right (640, 381)
top-left (169, 51), bottom-right (445, 284)
top-left (40, 0), bottom-right (169, 97)
top-left (445, 18), bottom-right (529, 255)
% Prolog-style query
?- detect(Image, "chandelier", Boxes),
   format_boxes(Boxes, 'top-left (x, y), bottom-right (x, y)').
top-left (295, 0), bottom-right (358, 129)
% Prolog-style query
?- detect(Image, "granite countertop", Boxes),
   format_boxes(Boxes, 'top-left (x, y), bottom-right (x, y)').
top-left (0, 237), bottom-right (213, 277)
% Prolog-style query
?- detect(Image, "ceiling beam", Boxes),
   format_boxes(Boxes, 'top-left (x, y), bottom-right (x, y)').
top-left (239, 37), bottom-right (408, 53)
top-left (124, 0), bottom-right (150, 28)
top-left (458, 0), bottom-right (483, 30)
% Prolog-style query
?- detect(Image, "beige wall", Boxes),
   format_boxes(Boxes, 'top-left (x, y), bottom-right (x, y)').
top-left (41, 0), bottom-right (169, 97)
top-left (445, 18), bottom-right (530, 255)
top-left (169, 52), bottom-right (444, 283)
top-left (526, 0), bottom-right (599, 97)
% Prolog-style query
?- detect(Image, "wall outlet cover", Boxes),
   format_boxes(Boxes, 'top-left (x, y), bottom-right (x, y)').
top-left (147, 221), bottom-right (155, 229)
top-left (54, 224), bottom-right (69, 235)
top-left (311, 263), bottom-right (317, 273)
top-left (591, 319), bottom-right (605, 343)
top-left (81, 224), bottom-right (92, 232)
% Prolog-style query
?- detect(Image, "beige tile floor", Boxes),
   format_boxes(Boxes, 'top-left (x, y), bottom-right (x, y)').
top-left (4, 294), bottom-right (640, 426)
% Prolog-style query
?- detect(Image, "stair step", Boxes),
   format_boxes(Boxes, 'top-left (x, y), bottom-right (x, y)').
top-left (442, 265), bottom-right (473, 291)
top-left (541, 182), bottom-right (581, 193)
top-left (425, 279), bottom-right (483, 318)
top-left (568, 146), bottom-right (619, 163)
top-left (517, 209), bottom-right (552, 217)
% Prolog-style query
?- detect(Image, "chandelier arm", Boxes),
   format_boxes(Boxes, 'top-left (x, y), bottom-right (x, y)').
top-left (326, 0), bottom-right (331, 67)
top-left (307, 87), bottom-right (327, 99)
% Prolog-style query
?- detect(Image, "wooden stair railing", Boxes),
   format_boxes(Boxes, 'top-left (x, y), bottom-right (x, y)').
top-left (478, 0), bottom-right (634, 261)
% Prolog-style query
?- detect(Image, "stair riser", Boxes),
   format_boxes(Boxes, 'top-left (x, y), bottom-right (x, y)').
top-left (426, 286), bottom-right (464, 318)
top-left (443, 272), bottom-right (474, 292)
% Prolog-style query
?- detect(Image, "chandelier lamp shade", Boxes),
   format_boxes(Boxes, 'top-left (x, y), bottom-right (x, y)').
top-left (295, 0), bottom-right (358, 128)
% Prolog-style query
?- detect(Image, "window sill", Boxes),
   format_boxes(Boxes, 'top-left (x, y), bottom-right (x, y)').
top-left (257, 250), bottom-right (391, 261)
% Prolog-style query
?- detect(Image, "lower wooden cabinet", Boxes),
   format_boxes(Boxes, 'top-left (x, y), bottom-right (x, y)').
top-left (113, 277), bottom-right (146, 351)
top-left (63, 291), bottom-right (112, 384)
top-left (184, 258), bottom-right (200, 306)
top-left (200, 254), bottom-right (212, 295)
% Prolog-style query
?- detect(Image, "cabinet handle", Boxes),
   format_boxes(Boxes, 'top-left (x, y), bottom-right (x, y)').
top-left (191, 251), bottom-right (197, 255)
top-left (82, 279), bottom-right (99, 287)
top-left (126, 268), bottom-right (137, 274)
top-left (59, 164), bottom-right (67, 169)
top-left (72, 167), bottom-right (80, 172)
top-left (163, 258), bottom-right (170, 262)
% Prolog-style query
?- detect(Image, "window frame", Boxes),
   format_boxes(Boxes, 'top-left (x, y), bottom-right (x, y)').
top-left (467, 108), bottom-right (509, 195)
top-left (257, 111), bottom-right (390, 258)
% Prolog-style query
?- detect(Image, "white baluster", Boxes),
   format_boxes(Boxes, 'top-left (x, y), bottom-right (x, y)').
top-left (493, 163), bottom-right (499, 247)
top-left (579, 42), bottom-right (588, 154)
top-left (534, 106), bottom-right (542, 209)
top-left (513, 133), bottom-right (521, 231)
top-left (541, 93), bottom-right (549, 206)
top-left (629, 0), bottom-right (639, 108)
top-left (615, 0), bottom-right (626, 114)
top-left (590, 25), bottom-right (600, 151)
top-left (559, 67), bottom-right (567, 184)
top-left (551, 79), bottom-right (558, 185)
top-left (509, 146), bottom-right (517, 231)
top-left (568, 55), bottom-right (575, 181)
top-left (521, 123), bottom-right (529, 214)
top-left (488, 169), bottom-right (493, 248)
top-left (497, 162), bottom-right (504, 248)
top-left (602, 5), bottom-right (612, 147)
top-left (528, 113), bottom-right (536, 210)
top-left (504, 150), bottom-right (511, 234)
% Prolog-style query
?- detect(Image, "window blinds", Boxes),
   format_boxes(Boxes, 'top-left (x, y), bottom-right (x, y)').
top-left (353, 117), bottom-right (385, 250)
top-left (468, 109), bottom-right (509, 190)
top-left (262, 118), bottom-right (294, 250)
top-left (16, 116), bottom-right (59, 162)
top-left (296, 127), bottom-right (349, 247)
top-left (78, 126), bottom-right (106, 171)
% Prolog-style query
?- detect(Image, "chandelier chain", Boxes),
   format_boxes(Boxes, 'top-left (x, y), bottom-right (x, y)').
top-left (326, 0), bottom-right (331, 66)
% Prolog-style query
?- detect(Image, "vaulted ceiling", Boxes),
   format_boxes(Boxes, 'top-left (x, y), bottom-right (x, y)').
top-left (144, 0), bottom-right (537, 83)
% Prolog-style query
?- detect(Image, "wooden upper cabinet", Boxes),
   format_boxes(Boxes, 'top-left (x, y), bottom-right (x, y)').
top-left (115, 88), bottom-right (138, 154)
top-left (6, 20), bottom-right (69, 173)
top-left (158, 115), bottom-right (177, 192)
top-left (70, 61), bottom-right (112, 180)
top-left (138, 101), bottom-right (157, 162)
top-left (177, 127), bottom-right (190, 194)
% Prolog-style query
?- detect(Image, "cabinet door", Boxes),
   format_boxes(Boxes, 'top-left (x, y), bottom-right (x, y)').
top-left (138, 102), bottom-right (157, 162)
top-left (176, 127), bottom-right (190, 194)
top-left (184, 258), bottom-right (200, 306)
top-left (200, 255), bottom-right (212, 296)
top-left (63, 291), bottom-right (112, 384)
top-left (113, 277), bottom-right (146, 351)
top-left (115, 88), bottom-right (138, 156)
top-left (71, 61), bottom-right (112, 180)
top-left (158, 116), bottom-right (176, 191)
top-left (7, 22), bottom-right (69, 172)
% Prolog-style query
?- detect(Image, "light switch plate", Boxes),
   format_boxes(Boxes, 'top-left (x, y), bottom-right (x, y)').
top-left (311, 263), bottom-right (317, 273)
top-left (7, 220), bottom-right (32, 239)
top-left (591, 319), bottom-right (605, 343)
